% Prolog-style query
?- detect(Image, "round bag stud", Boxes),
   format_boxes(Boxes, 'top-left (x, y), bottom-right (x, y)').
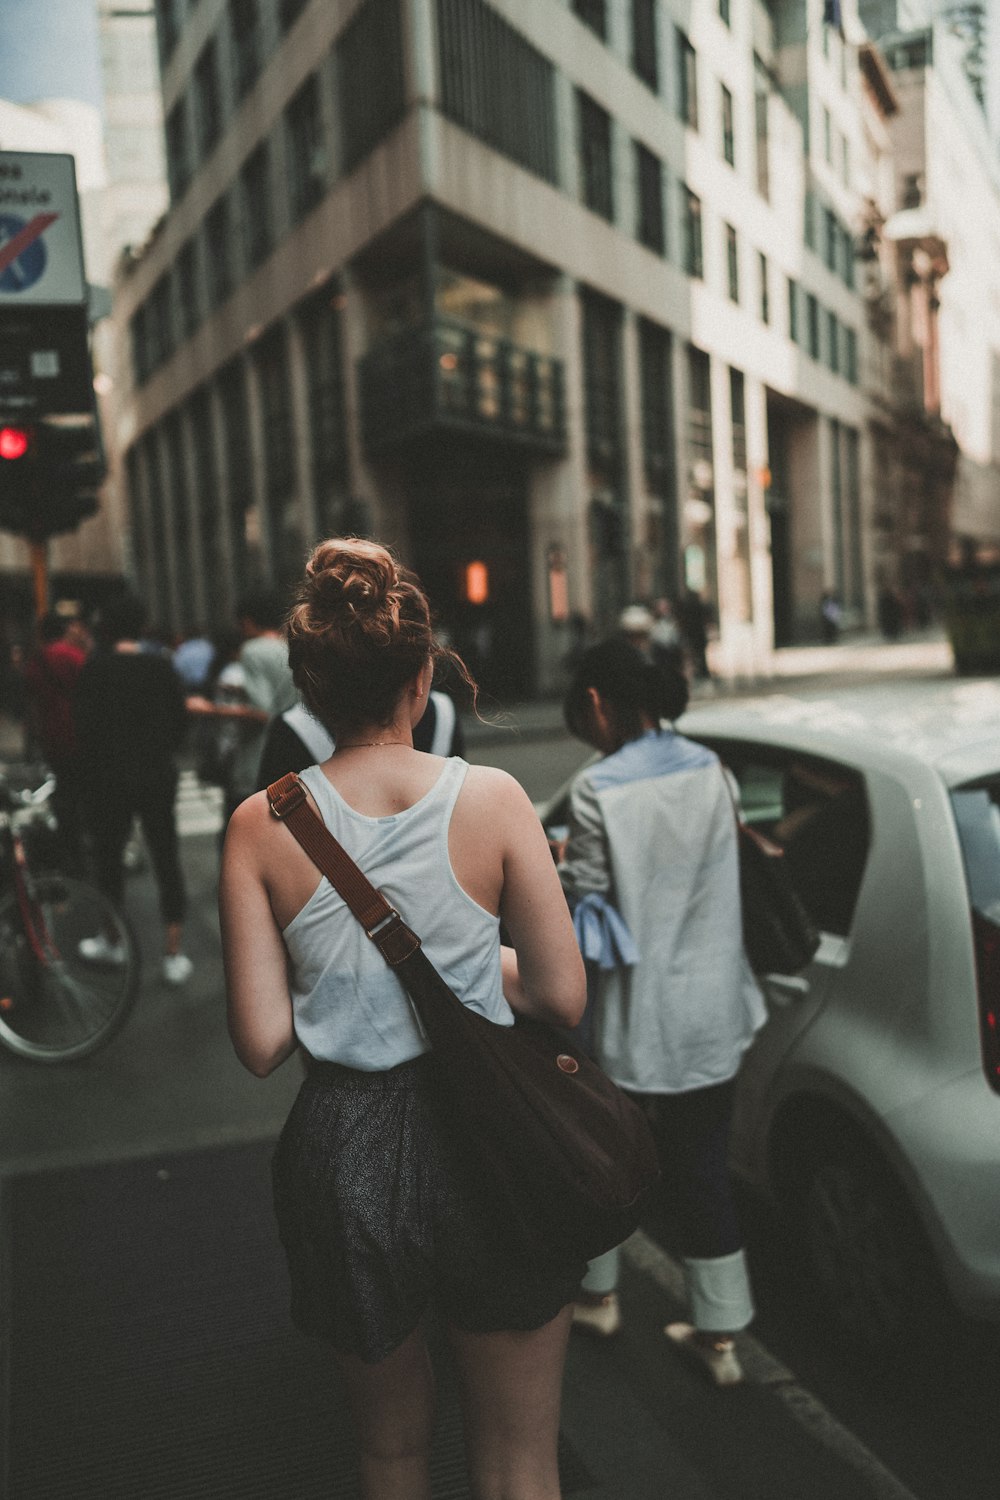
top-left (556, 1054), bottom-right (579, 1074)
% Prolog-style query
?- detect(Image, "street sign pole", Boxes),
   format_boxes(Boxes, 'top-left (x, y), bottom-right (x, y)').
top-left (29, 539), bottom-right (48, 617)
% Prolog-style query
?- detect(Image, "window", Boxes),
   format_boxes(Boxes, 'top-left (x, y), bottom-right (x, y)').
top-left (787, 277), bottom-right (799, 343)
top-left (729, 366), bottom-right (746, 471)
top-left (279, 0), bottom-right (309, 31)
top-left (338, 0), bottom-right (406, 171)
top-left (302, 290), bottom-right (348, 531)
top-left (753, 53), bottom-right (770, 200)
top-left (149, 275), bottom-right (175, 367)
top-left (631, 0), bottom-right (658, 91)
top-left (131, 304), bottom-right (151, 385)
top-left (840, 131), bottom-right (850, 186)
top-left (719, 747), bottom-right (870, 937)
top-left (176, 239), bottom-right (200, 337)
top-left (188, 394), bottom-right (226, 625)
top-left (635, 142), bottom-right (664, 255)
top-left (638, 318), bottom-right (675, 492)
top-left (203, 196), bottom-right (233, 307)
top-left (165, 99), bottom-right (190, 199)
top-left (577, 92), bottom-right (614, 222)
top-left (687, 344), bottom-right (713, 467)
top-left (824, 208), bottom-right (839, 272)
top-left (438, 0), bottom-right (557, 184)
top-left (156, 0), bottom-right (183, 64)
top-left (721, 83), bottom-right (735, 166)
top-left (719, 0), bottom-right (730, 25)
top-left (758, 250), bottom-right (769, 324)
top-left (822, 106), bottom-right (832, 164)
top-left (573, 0), bottom-right (606, 40)
top-left (804, 189), bottom-right (816, 250)
top-left (286, 75), bottom-right (326, 221)
top-left (845, 325), bottom-right (858, 385)
top-left (205, 196), bottom-right (233, 306)
top-left (726, 223), bottom-right (739, 302)
top-left (240, 141), bottom-right (272, 269)
top-left (826, 309), bottom-right (840, 374)
top-left (581, 291), bottom-right (622, 466)
top-left (193, 40), bottom-right (221, 156)
top-left (806, 292), bottom-right (820, 358)
top-left (255, 328), bottom-right (300, 579)
top-left (681, 185), bottom-right (703, 278)
top-left (219, 360), bottom-right (255, 593)
top-left (230, 0), bottom-right (261, 99)
top-left (676, 30), bottom-right (698, 130)
top-left (842, 225), bottom-right (855, 289)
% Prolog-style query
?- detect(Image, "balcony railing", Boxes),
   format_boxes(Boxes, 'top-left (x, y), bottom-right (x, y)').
top-left (359, 316), bottom-right (566, 456)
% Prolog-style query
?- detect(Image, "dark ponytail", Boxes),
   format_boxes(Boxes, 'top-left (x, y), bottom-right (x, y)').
top-left (563, 638), bottom-right (689, 747)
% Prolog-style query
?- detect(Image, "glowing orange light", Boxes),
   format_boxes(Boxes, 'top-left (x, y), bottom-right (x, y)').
top-left (439, 352), bottom-right (459, 371)
top-left (465, 560), bottom-right (489, 605)
top-left (0, 997), bottom-right (13, 1012)
top-left (0, 427), bottom-right (30, 461)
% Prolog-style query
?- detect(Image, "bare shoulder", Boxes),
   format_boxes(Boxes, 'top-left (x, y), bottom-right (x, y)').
top-left (222, 790), bottom-right (276, 862)
top-left (459, 763), bottom-right (534, 817)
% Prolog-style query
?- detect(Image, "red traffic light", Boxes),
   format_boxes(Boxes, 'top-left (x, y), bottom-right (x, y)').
top-left (0, 426), bottom-right (32, 461)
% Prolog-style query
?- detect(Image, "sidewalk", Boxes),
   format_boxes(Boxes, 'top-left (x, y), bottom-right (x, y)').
top-left (463, 630), bottom-right (954, 746)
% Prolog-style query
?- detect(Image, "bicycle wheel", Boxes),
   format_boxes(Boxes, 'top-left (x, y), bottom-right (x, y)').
top-left (0, 876), bottom-right (139, 1062)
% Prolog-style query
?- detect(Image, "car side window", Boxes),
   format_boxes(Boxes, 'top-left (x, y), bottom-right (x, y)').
top-left (719, 745), bottom-right (871, 939)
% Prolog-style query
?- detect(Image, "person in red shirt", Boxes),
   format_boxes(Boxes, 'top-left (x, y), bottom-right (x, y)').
top-left (24, 611), bottom-right (90, 875)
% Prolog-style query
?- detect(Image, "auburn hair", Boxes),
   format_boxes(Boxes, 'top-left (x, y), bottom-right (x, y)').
top-left (286, 537), bottom-right (474, 734)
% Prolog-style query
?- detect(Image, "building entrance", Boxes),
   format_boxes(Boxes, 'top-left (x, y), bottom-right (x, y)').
top-left (407, 447), bottom-right (534, 700)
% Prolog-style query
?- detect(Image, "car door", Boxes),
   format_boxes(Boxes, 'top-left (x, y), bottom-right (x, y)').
top-left (697, 737), bottom-right (871, 1185)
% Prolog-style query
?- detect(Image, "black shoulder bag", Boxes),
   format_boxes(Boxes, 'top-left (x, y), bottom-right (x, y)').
top-left (268, 773), bottom-right (660, 1264)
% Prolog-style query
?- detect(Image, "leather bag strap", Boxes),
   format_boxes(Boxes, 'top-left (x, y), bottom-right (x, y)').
top-left (266, 772), bottom-right (422, 967)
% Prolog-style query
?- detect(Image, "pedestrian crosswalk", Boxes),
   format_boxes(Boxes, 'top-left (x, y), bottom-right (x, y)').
top-left (176, 768), bottom-right (224, 837)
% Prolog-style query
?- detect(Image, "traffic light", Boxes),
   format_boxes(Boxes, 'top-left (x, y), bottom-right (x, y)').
top-left (0, 413), bottom-right (104, 542)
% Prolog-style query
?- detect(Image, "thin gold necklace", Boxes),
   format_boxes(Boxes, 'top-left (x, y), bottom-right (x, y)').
top-left (337, 739), bottom-right (411, 750)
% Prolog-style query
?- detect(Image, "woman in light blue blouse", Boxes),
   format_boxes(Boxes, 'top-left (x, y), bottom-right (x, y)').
top-left (558, 639), bottom-right (766, 1386)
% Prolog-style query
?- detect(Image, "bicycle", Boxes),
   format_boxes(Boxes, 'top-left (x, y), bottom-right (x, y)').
top-left (0, 765), bottom-right (140, 1062)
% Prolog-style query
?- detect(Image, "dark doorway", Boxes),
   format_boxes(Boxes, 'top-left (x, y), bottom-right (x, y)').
top-left (766, 397), bottom-right (796, 647)
top-left (407, 443), bottom-right (534, 699)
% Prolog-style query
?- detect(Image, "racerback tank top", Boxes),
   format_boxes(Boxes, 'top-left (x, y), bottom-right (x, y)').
top-left (281, 758), bottom-right (514, 1069)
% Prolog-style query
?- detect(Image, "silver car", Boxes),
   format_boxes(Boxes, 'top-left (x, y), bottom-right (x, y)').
top-left (543, 678), bottom-right (1000, 1347)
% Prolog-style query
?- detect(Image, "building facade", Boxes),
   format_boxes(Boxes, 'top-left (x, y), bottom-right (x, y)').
top-left (115, 0), bottom-right (974, 693)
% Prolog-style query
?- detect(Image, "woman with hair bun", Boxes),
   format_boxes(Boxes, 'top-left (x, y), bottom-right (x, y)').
top-left (557, 639), bottom-right (766, 1386)
top-left (219, 538), bottom-right (586, 1500)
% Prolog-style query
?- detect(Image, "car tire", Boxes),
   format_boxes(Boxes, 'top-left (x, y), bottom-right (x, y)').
top-left (798, 1140), bottom-right (951, 1358)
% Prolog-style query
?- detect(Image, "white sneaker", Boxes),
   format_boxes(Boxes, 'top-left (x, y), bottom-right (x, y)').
top-left (664, 1321), bottom-right (744, 1387)
top-left (78, 934), bottom-right (128, 967)
top-left (162, 952), bottom-right (193, 985)
top-left (571, 1293), bottom-right (622, 1338)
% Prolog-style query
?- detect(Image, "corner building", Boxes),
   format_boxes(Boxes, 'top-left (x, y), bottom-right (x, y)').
top-left (119, 0), bottom-right (881, 693)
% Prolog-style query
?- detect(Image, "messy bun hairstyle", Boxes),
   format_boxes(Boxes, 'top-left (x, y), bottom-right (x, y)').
top-left (563, 638), bottom-right (689, 749)
top-left (286, 537), bottom-right (473, 735)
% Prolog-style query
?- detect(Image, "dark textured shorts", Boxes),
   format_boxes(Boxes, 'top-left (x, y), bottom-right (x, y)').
top-left (271, 1055), bottom-right (585, 1363)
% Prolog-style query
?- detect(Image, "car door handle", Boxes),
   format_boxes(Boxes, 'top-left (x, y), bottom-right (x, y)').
top-left (763, 974), bottom-right (811, 1002)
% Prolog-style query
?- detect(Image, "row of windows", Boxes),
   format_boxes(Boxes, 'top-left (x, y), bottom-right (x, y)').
top-left (788, 278), bottom-right (859, 383)
top-left (134, 0), bottom-right (403, 383)
top-left (162, 0), bottom-right (403, 203)
top-left (128, 289), bottom-right (349, 622)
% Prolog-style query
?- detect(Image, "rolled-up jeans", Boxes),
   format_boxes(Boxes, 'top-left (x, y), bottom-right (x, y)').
top-left (581, 1077), bottom-right (754, 1332)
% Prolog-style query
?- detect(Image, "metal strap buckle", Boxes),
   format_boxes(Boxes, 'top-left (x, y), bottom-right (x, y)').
top-left (365, 908), bottom-right (401, 941)
top-left (269, 781), bottom-right (307, 819)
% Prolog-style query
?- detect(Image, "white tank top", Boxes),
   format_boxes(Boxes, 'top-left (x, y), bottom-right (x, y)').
top-left (282, 758), bottom-right (514, 1069)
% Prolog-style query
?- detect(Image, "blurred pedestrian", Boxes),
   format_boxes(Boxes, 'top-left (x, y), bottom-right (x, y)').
top-left (676, 588), bottom-right (713, 680)
top-left (819, 590), bottom-right (842, 645)
top-left (649, 597), bottom-right (685, 676)
top-left (558, 639), bottom-right (765, 1385)
top-left (618, 603), bottom-right (655, 660)
top-left (255, 683), bottom-right (465, 790)
top-left (173, 627), bottom-right (216, 691)
top-left (23, 609), bottom-right (90, 875)
top-left (74, 595), bottom-right (194, 984)
top-left (219, 537), bottom-right (586, 1499)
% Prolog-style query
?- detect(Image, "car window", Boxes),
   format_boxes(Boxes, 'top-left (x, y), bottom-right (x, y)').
top-left (951, 779), bottom-right (1000, 924)
top-left (705, 742), bottom-right (870, 939)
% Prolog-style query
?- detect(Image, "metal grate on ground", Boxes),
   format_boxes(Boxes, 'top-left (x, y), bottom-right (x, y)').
top-left (5, 1141), bottom-right (592, 1499)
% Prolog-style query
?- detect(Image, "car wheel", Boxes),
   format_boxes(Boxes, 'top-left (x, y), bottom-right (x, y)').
top-left (799, 1144), bottom-right (949, 1356)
